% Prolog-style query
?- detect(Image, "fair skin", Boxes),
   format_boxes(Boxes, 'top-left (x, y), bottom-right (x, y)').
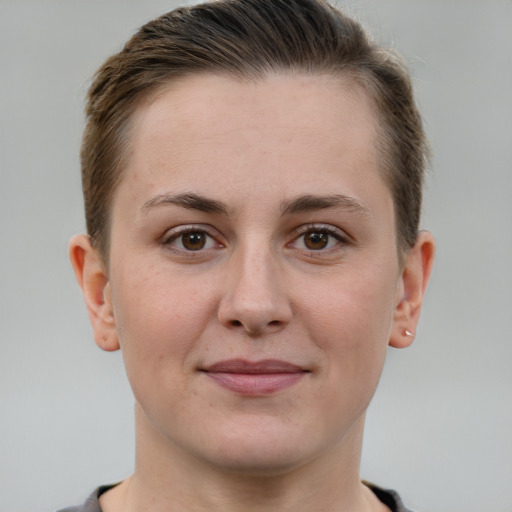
top-left (70, 73), bottom-right (434, 512)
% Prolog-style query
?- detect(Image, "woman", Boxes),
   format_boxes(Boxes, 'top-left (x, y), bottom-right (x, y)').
top-left (65, 0), bottom-right (434, 511)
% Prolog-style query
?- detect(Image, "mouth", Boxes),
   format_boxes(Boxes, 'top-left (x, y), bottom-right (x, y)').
top-left (200, 359), bottom-right (309, 395)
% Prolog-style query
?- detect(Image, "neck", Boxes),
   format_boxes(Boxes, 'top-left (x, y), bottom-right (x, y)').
top-left (100, 406), bottom-right (386, 512)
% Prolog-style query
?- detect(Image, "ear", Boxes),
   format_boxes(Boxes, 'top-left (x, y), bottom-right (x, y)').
top-left (389, 231), bottom-right (435, 349)
top-left (69, 234), bottom-right (120, 352)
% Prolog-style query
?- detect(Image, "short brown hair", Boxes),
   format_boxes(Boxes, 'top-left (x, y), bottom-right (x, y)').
top-left (81, 0), bottom-right (429, 259)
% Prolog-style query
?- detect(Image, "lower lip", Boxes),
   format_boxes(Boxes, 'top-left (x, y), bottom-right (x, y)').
top-left (205, 372), bottom-right (305, 395)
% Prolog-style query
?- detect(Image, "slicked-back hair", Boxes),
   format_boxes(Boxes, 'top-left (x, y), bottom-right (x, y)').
top-left (82, 0), bottom-right (429, 260)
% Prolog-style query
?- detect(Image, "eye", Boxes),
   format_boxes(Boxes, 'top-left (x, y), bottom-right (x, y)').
top-left (163, 227), bottom-right (219, 252)
top-left (291, 225), bottom-right (346, 252)
top-left (302, 231), bottom-right (332, 250)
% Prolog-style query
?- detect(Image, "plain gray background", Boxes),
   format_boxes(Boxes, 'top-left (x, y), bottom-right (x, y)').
top-left (1, 1), bottom-right (511, 511)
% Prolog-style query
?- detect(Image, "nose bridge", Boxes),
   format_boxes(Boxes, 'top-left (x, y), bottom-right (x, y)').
top-left (218, 235), bottom-right (291, 334)
top-left (237, 241), bottom-right (275, 301)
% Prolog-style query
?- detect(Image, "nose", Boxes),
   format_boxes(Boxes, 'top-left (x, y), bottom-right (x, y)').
top-left (217, 245), bottom-right (292, 336)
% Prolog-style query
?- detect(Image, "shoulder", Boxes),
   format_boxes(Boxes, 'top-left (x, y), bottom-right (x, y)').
top-left (364, 481), bottom-right (417, 512)
top-left (55, 485), bottom-right (117, 512)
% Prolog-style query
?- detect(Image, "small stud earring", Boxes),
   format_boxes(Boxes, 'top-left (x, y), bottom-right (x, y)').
top-left (404, 329), bottom-right (415, 337)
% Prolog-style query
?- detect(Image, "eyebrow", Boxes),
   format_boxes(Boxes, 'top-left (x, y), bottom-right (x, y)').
top-left (280, 194), bottom-right (373, 219)
top-left (140, 192), bottom-right (372, 219)
top-left (141, 192), bottom-right (230, 215)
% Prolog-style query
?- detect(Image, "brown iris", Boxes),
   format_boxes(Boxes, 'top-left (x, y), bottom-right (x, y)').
top-left (182, 232), bottom-right (207, 251)
top-left (303, 231), bottom-right (330, 250)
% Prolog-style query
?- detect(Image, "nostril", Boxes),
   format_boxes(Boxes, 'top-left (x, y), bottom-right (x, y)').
top-left (229, 319), bottom-right (281, 329)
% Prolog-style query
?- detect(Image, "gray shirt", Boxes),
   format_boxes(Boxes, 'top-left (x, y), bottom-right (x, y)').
top-left (57, 482), bottom-right (415, 512)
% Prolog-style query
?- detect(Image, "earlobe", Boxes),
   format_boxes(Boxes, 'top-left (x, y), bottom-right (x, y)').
top-left (389, 231), bottom-right (435, 349)
top-left (69, 234), bottom-right (120, 352)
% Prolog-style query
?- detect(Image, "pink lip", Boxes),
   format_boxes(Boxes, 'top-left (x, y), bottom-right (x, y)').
top-left (201, 359), bottom-right (308, 395)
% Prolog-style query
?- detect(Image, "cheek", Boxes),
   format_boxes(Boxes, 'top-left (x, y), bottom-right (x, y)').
top-left (301, 267), bottom-right (397, 380)
top-left (110, 262), bottom-right (218, 378)
top-left (305, 264), bottom-right (396, 329)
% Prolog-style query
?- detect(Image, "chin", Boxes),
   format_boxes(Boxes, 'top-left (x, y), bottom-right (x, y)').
top-left (194, 420), bottom-right (324, 476)
top-left (206, 448), bottom-right (309, 478)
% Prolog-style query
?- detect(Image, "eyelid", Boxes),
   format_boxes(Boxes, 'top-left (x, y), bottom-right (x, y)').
top-left (294, 223), bottom-right (348, 240)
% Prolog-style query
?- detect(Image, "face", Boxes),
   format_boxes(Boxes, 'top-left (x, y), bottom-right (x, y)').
top-left (84, 73), bottom-right (413, 474)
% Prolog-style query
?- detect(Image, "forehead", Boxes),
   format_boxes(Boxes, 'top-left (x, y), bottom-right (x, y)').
top-left (137, 71), bottom-right (375, 123)
top-left (128, 73), bottom-right (379, 177)
top-left (112, 73), bottom-right (392, 223)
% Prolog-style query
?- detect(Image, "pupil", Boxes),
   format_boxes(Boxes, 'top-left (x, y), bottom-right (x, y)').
top-left (305, 232), bottom-right (328, 250)
top-left (183, 232), bottom-right (205, 250)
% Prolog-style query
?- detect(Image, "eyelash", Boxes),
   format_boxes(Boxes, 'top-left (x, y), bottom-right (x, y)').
top-left (161, 223), bottom-right (348, 256)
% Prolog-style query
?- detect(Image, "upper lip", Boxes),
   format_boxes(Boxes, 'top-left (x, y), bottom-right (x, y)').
top-left (201, 359), bottom-right (307, 374)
